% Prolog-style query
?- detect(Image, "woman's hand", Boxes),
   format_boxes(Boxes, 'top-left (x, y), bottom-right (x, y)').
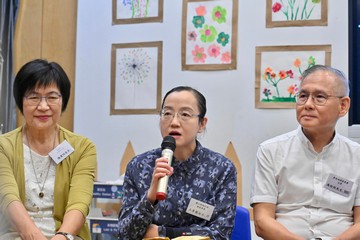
top-left (6, 201), bottom-right (48, 240)
top-left (143, 224), bottom-right (159, 238)
top-left (19, 230), bottom-right (48, 240)
top-left (147, 156), bottom-right (174, 203)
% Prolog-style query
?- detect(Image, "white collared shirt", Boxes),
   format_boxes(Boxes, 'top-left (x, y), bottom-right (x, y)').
top-left (251, 126), bottom-right (360, 239)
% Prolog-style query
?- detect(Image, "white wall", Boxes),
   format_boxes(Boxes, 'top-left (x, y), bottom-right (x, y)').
top-left (74, 0), bottom-right (348, 219)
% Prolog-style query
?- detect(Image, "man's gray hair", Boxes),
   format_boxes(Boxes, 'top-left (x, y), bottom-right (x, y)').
top-left (301, 65), bottom-right (350, 96)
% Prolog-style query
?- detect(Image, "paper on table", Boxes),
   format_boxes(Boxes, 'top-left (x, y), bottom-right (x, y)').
top-left (172, 236), bottom-right (210, 240)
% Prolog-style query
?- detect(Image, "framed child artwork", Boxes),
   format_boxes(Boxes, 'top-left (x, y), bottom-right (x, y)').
top-left (255, 44), bottom-right (331, 108)
top-left (266, 0), bottom-right (328, 28)
top-left (181, 0), bottom-right (238, 70)
top-left (110, 41), bottom-right (162, 114)
top-left (112, 0), bottom-right (163, 24)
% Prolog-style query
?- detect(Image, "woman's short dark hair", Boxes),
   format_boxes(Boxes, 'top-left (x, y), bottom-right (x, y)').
top-left (13, 59), bottom-right (71, 113)
top-left (161, 86), bottom-right (207, 123)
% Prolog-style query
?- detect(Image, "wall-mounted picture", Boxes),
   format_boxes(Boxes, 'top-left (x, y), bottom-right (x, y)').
top-left (181, 0), bottom-right (238, 71)
top-left (112, 0), bottom-right (163, 24)
top-left (255, 45), bottom-right (331, 108)
top-left (110, 41), bottom-right (162, 115)
top-left (266, 0), bottom-right (328, 28)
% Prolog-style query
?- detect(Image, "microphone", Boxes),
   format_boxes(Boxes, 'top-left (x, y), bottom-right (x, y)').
top-left (156, 135), bottom-right (176, 200)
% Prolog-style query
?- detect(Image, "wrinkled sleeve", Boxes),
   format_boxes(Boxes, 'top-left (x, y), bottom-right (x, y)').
top-left (0, 134), bottom-right (21, 212)
top-left (118, 157), bottom-right (156, 240)
top-left (250, 144), bottom-right (278, 206)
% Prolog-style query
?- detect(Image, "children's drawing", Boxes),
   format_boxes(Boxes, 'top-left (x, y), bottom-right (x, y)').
top-left (182, 0), bottom-right (238, 70)
top-left (111, 41), bottom-right (162, 114)
top-left (255, 45), bottom-right (331, 108)
top-left (266, 0), bottom-right (327, 27)
top-left (112, 0), bottom-right (163, 24)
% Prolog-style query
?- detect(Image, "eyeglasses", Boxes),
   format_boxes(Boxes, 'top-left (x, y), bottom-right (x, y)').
top-left (25, 93), bottom-right (62, 106)
top-left (295, 92), bottom-right (343, 106)
top-left (160, 109), bottom-right (201, 122)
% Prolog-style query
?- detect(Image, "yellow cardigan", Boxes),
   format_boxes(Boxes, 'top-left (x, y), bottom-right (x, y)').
top-left (0, 126), bottom-right (97, 239)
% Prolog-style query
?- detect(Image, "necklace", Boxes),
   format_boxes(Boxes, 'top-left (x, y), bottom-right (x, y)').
top-left (25, 128), bottom-right (57, 198)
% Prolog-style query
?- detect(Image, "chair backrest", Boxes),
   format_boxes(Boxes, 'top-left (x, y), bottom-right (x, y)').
top-left (230, 206), bottom-right (251, 240)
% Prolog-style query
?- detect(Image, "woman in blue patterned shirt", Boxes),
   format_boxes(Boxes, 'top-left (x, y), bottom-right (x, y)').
top-left (118, 86), bottom-right (237, 240)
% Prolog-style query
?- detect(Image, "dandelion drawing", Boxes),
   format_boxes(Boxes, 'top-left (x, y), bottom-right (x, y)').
top-left (272, 0), bottom-right (322, 21)
top-left (118, 48), bottom-right (151, 85)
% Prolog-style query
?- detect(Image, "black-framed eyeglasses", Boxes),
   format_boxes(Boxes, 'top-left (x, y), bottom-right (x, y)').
top-left (160, 109), bottom-right (201, 122)
top-left (25, 93), bottom-right (62, 106)
top-left (295, 92), bottom-right (344, 106)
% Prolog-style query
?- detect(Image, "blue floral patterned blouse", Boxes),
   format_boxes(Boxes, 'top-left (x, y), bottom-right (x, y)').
top-left (118, 141), bottom-right (237, 240)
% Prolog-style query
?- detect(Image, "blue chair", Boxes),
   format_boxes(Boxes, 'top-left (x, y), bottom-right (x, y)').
top-left (230, 206), bottom-right (251, 240)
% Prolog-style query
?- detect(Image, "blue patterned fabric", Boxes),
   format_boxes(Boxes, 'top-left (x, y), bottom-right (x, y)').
top-left (118, 141), bottom-right (237, 240)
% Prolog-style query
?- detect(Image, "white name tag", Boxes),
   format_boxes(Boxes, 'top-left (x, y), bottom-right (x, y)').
top-left (186, 198), bottom-right (214, 221)
top-left (49, 140), bottom-right (74, 164)
top-left (324, 173), bottom-right (354, 197)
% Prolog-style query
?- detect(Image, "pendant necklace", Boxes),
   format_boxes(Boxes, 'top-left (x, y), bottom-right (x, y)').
top-left (25, 128), bottom-right (57, 198)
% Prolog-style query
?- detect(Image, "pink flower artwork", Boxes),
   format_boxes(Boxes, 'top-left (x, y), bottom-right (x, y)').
top-left (207, 44), bottom-right (221, 58)
top-left (221, 52), bottom-right (231, 63)
top-left (192, 45), bottom-right (207, 63)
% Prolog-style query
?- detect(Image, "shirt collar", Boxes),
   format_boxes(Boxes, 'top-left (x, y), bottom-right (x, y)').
top-left (172, 140), bottom-right (203, 174)
top-left (296, 125), bottom-right (338, 151)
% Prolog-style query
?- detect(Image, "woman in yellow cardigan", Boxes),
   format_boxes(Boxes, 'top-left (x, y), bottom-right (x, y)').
top-left (0, 59), bottom-right (97, 240)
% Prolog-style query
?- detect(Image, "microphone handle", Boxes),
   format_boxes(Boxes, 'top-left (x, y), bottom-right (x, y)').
top-left (156, 148), bottom-right (173, 200)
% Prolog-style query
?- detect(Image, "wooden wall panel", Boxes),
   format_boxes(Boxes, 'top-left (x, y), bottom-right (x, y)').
top-left (14, 0), bottom-right (77, 131)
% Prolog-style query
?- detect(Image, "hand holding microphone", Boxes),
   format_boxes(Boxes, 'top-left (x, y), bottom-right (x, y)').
top-left (156, 136), bottom-right (176, 201)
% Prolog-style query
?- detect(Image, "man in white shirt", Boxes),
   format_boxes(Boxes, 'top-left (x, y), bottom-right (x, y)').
top-left (251, 65), bottom-right (360, 240)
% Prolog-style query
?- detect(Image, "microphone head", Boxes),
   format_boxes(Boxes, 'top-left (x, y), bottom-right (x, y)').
top-left (161, 136), bottom-right (176, 151)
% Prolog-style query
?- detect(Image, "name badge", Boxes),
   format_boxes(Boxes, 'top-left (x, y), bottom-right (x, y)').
top-left (186, 198), bottom-right (214, 221)
top-left (49, 140), bottom-right (74, 164)
top-left (324, 173), bottom-right (354, 197)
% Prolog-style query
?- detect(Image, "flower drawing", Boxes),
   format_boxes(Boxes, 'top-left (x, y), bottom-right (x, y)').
top-left (195, 5), bottom-right (207, 16)
top-left (186, 3), bottom-right (233, 66)
top-left (118, 48), bottom-right (151, 85)
top-left (207, 44), bottom-right (221, 58)
top-left (122, 0), bottom-right (151, 18)
top-left (216, 32), bottom-right (230, 47)
top-left (212, 6), bottom-right (227, 24)
top-left (192, 45), bottom-right (207, 63)
top-left (263, 67), bottom-right (294, 98)
top-left (188, 31), bottom-right (197, 41)
top-left (199, 25), bottom-right (218, 43)
top-left (293, 56), bottom-right (316, 75)
top-left (287, 84), bottom-right (298, 97)
top-left (263, 88), bottom-right (272, 101)
top-left (272, 0), bottom-right (322, 21)
top-left (272, 2), bottom-right (282, 12)
top-left (192, 16), bottom-right (205, 28)
top-left (221, 52), bottom-right (231, 63)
